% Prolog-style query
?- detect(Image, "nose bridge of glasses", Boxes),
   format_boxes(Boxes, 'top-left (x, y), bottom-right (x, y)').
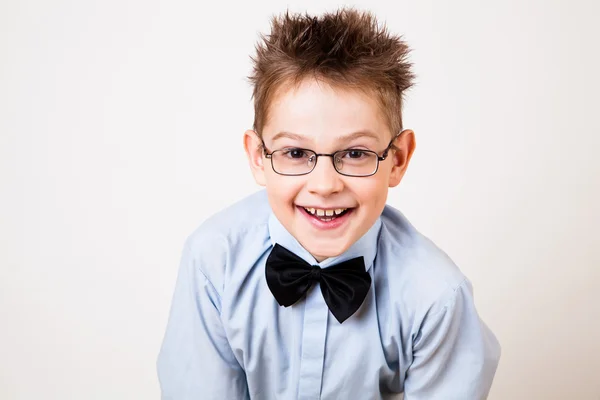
top-left (313, 152), bottom-right (344, 173)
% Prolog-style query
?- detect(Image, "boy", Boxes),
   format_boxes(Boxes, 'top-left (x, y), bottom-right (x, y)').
top-left (157, 8), bottom-right (500, 400)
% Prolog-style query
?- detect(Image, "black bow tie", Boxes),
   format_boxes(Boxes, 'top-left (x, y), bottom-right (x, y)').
top-left (265, 243), bottom-right (372, 323)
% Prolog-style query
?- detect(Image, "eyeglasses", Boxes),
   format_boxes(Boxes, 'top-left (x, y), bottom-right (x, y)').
top-left (261, 133), bottom-right (400, 177)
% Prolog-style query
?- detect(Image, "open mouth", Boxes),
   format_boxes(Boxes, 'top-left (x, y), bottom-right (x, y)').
top-left (300, 206), bottom-right (352, 222)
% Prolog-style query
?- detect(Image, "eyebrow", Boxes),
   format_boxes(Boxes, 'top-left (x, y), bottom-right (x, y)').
top-left (270, 131), bottom-right (307, 142)
top-left (335, 130), bottom-right (381, 143)
top-left (270, 130), bottom-right (382, 144)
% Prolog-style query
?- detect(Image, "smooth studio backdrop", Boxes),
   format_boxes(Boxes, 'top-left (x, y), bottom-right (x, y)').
top-left (1, 0), bottom-right (598, 399)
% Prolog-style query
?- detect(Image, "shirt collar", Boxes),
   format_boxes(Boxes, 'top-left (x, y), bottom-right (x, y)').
top-left (267, 212), bottom-right (382, 271)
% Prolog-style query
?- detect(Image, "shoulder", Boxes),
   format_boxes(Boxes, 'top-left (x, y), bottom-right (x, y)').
top-left (182, 189), bottom-right (271, 290)
top-left (378, 204), bottom-right (468, 317)
top-left (186, 189), bottom-right (270, 241)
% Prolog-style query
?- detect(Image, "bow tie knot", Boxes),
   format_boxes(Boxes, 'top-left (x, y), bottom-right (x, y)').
top-left (265, 244), bottom-right (372, 323)
top-left (309, 265), bottom-right (321, 281)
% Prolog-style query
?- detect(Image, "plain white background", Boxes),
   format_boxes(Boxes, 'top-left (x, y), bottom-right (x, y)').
top-left (1, 0), bottom-right (598, 398)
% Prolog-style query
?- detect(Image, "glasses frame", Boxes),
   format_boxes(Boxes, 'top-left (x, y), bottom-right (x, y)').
top-left (261, 132), bottom-right (401, 177)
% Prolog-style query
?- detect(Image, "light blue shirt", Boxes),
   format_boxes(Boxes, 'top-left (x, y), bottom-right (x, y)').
top-left (157, 190), bottom-right (500, 399)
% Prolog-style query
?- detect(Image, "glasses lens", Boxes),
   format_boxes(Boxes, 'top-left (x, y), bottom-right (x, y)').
top-left (271, 149), bottom-right (316, 175)
top-left (335, 150), bottom-right (378, 176)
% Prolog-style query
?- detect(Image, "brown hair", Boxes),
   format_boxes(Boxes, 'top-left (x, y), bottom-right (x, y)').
top-left (249, 8), bottom-right (415, 137)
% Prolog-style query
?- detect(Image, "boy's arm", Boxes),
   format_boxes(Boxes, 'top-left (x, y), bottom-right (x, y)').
top-left (404, 279), bottom-right (501, 400)
top-left (157, 241), bottom-right (249, 400)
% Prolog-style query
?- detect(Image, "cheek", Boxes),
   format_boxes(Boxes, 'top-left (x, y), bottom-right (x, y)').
top-left (350, 176), bottom-right (388, 203)
top-left (266, 174), bottom-right (305, 204)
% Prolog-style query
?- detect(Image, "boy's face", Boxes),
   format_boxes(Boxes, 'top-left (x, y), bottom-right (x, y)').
top-left (245, 78), bottom-right (415, 261)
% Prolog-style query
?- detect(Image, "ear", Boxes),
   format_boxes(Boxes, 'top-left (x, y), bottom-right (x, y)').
top-left (388, 129), bottom-right (416, 188)
top-left (244, 129), bottom-right (267, 186)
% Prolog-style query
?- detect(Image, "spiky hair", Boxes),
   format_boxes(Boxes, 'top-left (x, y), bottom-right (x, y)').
top-left (249, 8), bottom-right (415, 137)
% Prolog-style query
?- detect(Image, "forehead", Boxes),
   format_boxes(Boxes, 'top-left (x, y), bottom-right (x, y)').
top-left (263, 78), bottom-right (390, 145)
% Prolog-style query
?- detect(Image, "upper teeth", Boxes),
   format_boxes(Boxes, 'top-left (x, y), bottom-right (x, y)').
top-left (305, 207), bottom-right (347, 216)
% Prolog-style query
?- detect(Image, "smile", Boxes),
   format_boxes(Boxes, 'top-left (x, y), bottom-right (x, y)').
top-left (303, 207), bottom-right (349, 220)
top-left (297, 205), bottom-right (354, 229)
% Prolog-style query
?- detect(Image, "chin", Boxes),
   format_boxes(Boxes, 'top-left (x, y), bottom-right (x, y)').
top-left (303, 239), bottom-right (350, 262)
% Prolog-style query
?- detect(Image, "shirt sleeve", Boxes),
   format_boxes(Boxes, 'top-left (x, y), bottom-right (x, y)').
top-left (404, 279), bottom-right (501, 400)
top-left (157, 240), bottom-right (249, 400)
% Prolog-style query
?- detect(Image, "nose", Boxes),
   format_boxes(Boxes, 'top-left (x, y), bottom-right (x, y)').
top-left (306, 155), bottom-right (344, 196)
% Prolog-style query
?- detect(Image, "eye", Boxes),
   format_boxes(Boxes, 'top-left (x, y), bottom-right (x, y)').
top-left (282, 148), bottom-right (309, 159)
top-left (345, 149), bottom-right (368, 159)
